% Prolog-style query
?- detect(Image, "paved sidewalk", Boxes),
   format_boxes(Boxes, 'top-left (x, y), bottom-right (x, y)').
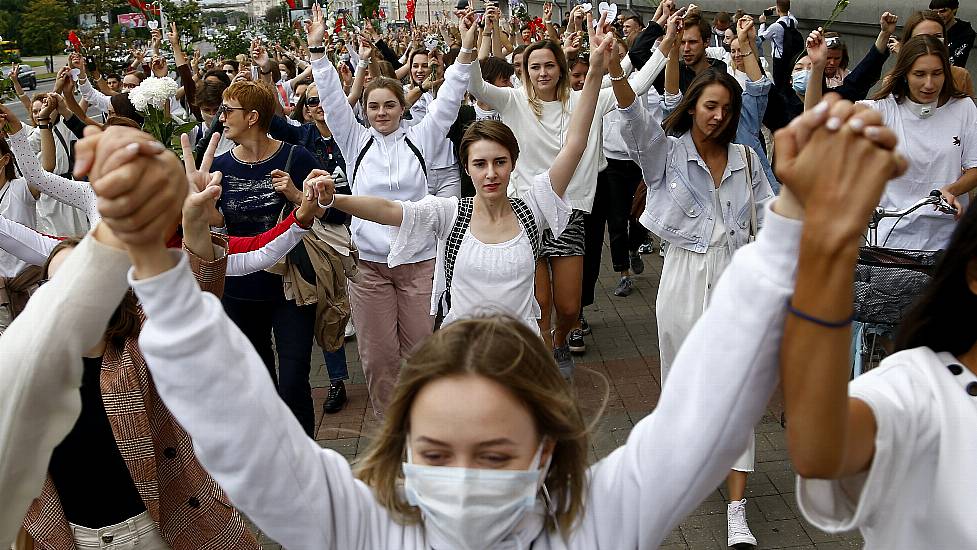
top-left (257, 242), bottom-right (864, 549)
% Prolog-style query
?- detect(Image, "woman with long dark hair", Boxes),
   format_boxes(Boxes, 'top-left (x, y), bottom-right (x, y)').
top-left (624, 19), bottom-right (774, 539)
top-left (783, 99), bottom-right (977, 548)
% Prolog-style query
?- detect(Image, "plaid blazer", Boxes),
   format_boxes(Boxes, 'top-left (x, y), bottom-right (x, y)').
top-left (21, 237), bottom-right (258, 550)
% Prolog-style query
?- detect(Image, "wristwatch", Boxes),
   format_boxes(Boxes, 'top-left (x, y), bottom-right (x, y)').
top-left (309, 45), bottom-right (326, 53)
top-left (38, 124), bottom-right (51, 130)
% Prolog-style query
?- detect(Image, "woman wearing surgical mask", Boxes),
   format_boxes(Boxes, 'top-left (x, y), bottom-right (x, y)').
top-left (90, 89), bottom-right (902, 550)
top-left (809, 32), bottom-right (977, 251)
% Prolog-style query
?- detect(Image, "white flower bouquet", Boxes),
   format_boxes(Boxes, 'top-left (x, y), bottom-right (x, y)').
top-left (128, 76), bottom-right (179, 112)
top-left (129, 76), bottom-right (195, 155)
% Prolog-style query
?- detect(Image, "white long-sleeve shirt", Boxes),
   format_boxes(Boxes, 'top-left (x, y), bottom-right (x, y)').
top-left (78, 78), bottom-right (113, 115)
top-left (7, 128), bottom-right (100, 225)
top-left (467, 49), bottom-right (667, 213)
top-left (128, 202), bottom-right (802, 549)
top-left (310, 55), bottom-right (472, 264)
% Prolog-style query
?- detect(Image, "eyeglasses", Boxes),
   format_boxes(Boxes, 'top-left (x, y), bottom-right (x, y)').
top-left (306, 96), bottom-right (320, 106)
top-left (122, 82), bottom-right (138, 89)
top-left (219, 104), bottom-right (248, 113)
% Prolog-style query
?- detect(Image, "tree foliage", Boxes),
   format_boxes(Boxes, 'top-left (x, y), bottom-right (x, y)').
top-left (21, 0), bottom-right (71, 56)
top-left (210, 26), bottom-right (251, 60)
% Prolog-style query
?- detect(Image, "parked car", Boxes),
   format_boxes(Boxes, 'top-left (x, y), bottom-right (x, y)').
top-left (1, 64), bottom-right (36, 90)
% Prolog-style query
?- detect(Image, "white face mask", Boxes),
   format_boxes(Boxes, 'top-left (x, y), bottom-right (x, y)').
top-left (906, 98), bottom-right (938, 119)
top-left (403, 439), bottom-right (551, 550)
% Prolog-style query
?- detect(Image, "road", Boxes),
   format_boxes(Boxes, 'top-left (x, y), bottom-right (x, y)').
top-left (2, 78), bottom-right (58, 123)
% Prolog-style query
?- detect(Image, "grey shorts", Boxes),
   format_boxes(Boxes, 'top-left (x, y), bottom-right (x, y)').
top-left (540, 209), bottom-right (586, 258)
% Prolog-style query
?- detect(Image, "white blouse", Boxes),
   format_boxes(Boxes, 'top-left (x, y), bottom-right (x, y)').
top-left (388, 172), bottom-right (571, 324)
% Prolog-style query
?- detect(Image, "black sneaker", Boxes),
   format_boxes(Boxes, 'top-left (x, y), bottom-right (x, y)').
top-left (568, 329), bottom-right (586, 354)
top-left (638, 241), bottom-right (655, 254)
top-left (323, 380), bottom-right (348, 414)
top-left (578, 314), bottom-right (592, 336)
top-left (630, 251), bottom-right (645, 275)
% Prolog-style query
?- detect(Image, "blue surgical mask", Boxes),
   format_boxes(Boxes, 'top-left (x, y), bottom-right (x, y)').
top-left (792, 70), bottom-right (810, 95)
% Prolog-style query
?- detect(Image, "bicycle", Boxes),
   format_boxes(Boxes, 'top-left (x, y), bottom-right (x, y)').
top-left (851, 190), bottom-right (957, 377)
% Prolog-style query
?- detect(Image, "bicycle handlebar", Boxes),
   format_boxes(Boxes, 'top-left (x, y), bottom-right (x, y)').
top-left (871, 190), bottom-right (958, 223)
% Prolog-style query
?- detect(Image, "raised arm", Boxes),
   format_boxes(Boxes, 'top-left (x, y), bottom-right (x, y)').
top-left (738, 16), bottom-right (764, 82)
top-left (0, 125), bottom-right (179, 546)
top-left (663, 12), bottom-right (684, 96)
top-left (579, 101), bottom-right (899, 547)
top-left (413, 11), bottom-right (477, 137)
top-left (307, 2), bottom-right (370, 159)
top-left (804, 29), bottom-right (827, 112)
top-left (7, 64), bottom-right (32, 114)
top-left (72, 54), bottom-right (113, 115)
top-left (1, 110), bottom-right (99, 222)
top-left (548, 32), bottom-right (612, 196)
top-left (780, 99), bottom-right (908, 480)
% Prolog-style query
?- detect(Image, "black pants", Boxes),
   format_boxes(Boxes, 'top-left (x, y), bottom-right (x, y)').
top-left (582, 159), bottom-right (647, 308)
top-left (223, 295), bottom-right (317, 436)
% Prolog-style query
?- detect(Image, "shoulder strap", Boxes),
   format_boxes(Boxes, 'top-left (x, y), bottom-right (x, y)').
top-left (403, 136), bottom-right (428, 177)
top-left (741, 145), bottom-right (758, 239)
top-left (443, 198), bottom-right (474, 298)
top-left (284, 144), bottom-right (296, 174)
top-left (508, 197), bottom-right (541, 259)
top-left (351, 137), bottom-right (376, 185)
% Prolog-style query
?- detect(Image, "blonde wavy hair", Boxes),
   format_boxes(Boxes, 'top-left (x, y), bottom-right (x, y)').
top-left (355, 315), bottom-right (592, 536)
top-left (522, 40), bottom-right (572, 119)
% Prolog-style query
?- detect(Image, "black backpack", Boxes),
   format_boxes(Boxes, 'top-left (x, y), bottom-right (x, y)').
top-left (773, 19), bottom-right (805, 93)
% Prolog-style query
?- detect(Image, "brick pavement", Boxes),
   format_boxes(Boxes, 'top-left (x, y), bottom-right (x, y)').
top-left (256, 244), bottom-right (864, 549)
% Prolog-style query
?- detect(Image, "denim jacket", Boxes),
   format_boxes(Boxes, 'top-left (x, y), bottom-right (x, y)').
top-left (664, 75), bottom-right (780, 192)
top-left (618, 101), bottom-right (774, 254)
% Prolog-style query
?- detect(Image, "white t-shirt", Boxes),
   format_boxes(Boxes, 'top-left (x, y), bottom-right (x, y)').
top-left (797, 347), bottom-right (977, 548)
top-left (0, 178), bottom-right (38, 277)
top-left (858, 96), bottom-right (977, 250)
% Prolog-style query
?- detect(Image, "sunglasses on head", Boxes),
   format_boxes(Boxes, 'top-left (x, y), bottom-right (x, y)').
top-left (306, 96), bottom-right (320, 106)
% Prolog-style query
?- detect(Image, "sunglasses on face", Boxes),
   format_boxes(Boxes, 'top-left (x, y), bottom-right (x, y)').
top-left (306, 96), bottom-right (321, 106)
top-left (122, 82), bottom-right (138, 89)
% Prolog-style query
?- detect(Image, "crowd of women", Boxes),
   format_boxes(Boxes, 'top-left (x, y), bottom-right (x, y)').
top-left (0, 0), bottom-right (975, 548)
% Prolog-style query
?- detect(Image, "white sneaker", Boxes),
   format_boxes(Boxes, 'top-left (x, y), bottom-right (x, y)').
top-left (727, 499), bottom-right (757, 547)
top-left (344, 318), bottom-right (356, 339)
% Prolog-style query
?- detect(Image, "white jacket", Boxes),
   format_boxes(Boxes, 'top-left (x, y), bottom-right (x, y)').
top-left (128, 203), bottom-right (802, 549)
top-left (311, 55), bottom-right (472, 264)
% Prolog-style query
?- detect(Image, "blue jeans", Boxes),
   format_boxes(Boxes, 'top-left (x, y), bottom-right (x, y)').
top-left (222, 295), bottom-right (316, 436)
top-left (324, 346), bottom-right (349, 382)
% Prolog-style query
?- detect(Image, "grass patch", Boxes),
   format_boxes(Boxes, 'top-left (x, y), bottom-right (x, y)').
top-left (26, 60), bottom-right (46, 67)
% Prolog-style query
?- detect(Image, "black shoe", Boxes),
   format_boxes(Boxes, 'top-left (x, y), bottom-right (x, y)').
top-left (630, 251), bottom-right (645, 275)
top-left (323, 381), bottom-right (348, 414)
top-left (578, 314), bottom-right (592, 336)
top-left (568, 329), bottom-right (586, 354)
